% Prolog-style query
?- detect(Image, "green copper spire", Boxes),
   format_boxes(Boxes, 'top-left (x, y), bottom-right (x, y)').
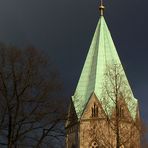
top-left (72, 14), bottom-right (138, 120)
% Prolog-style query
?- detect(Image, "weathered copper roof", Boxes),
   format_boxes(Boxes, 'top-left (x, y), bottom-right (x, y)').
top-left (72, 16), bottom-right (137, 120)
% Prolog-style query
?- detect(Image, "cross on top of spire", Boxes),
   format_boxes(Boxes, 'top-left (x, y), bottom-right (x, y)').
top-left (99, 0), bottom-right (105, 16)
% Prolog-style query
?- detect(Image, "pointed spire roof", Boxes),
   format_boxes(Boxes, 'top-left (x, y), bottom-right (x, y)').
top-left (72, 16), bottom-right (138, 120)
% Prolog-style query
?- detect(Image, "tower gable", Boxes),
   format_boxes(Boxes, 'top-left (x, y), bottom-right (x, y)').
top-left (111, 98), bottom-right (133, 122)
top-left (81, 93), bottom-right (106, 120)
top-left (66, 100), bottom-right (78, 128)
top-left (65, 101), bottom-right (79, 148)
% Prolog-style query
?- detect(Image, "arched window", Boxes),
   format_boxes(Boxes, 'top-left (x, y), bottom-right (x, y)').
top-left (91, 103), bottom-right (98, 117)
top-left (90, 141), bottom-right (99, 148)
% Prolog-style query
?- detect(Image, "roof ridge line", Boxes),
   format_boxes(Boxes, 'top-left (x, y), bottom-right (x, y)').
top-left (94, 16), bottom-right (104, 92)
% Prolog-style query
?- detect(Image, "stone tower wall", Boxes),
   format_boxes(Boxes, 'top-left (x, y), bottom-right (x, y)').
top-left (66, 94), bottom-right (140, 148)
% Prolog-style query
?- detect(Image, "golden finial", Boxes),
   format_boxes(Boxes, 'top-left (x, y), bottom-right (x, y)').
top-left (99, 0), bottom-right (105, 16)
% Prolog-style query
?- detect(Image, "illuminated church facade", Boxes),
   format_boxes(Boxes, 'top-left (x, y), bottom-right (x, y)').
top-left (65, 1), bottom-right (141, 148)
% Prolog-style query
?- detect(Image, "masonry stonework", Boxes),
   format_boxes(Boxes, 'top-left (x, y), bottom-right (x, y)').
top-left (66, 94), bottom-right (140, 148)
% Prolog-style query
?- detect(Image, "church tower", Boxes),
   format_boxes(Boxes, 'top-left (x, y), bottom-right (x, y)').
top-left (65, 1), bottom-right (141, 148)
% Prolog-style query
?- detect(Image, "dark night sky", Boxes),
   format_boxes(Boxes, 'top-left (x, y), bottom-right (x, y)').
top-left (0, 0), bottom-right (147, 125)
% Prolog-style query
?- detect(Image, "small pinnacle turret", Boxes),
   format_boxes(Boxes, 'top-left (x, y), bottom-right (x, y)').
top-left (99, 0), bottom-right (105, 16)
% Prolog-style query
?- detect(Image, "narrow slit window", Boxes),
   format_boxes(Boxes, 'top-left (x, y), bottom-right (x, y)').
top-left (91, 103), bottom-right (98, 117)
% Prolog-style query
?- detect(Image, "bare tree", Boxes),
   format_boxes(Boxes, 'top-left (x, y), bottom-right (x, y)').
top-left (0, 44), bottom-right (65, 148)
top-left (98, 63), bottom-right (141, 148)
